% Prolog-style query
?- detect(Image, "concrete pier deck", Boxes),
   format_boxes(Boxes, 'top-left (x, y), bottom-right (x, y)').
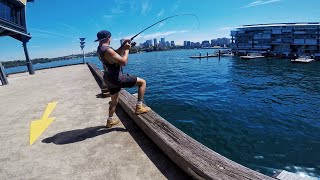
top-left (0, 65), bottom-right (188, 179)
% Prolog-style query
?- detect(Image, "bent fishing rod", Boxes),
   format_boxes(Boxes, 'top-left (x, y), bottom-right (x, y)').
top-left (121, 14), bottom-right (199, 47)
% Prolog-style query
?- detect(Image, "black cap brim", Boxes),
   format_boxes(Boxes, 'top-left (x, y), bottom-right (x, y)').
top-left (94, 37), bottom-right (109, 42)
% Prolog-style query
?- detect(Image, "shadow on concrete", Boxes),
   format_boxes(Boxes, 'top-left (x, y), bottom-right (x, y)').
top-left (95, 93), bottom-right (105, 98)
top-left (115, 105), bottom-right (191, 180)
top-left (42, 126), bottom-right (127, 145)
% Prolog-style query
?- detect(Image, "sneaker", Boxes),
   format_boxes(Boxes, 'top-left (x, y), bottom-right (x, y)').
top-left (106, 118), bottom-right (120, 128)
top-left (135, 104), bottom-right (151, 115)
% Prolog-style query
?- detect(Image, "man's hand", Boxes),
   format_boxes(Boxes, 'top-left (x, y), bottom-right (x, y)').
top-left (122, 39), bottom-right (131, 45)
top-left (124, 42), bottom-right (131, 50)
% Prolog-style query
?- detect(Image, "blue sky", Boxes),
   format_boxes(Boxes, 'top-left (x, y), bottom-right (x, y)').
top-left (1, 0), bottom-right (320, 61)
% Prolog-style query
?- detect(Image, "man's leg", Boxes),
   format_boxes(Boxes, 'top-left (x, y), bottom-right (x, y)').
top-left (106, 91), bottom-right (120, 128)
top-left (135, 77), bottom-right (146, 102)
top-left (109, 92), bottom-right (119, 117)
top-left (135, 77), bottom-right (151, 114)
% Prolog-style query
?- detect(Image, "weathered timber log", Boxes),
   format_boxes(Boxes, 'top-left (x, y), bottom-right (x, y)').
top-left (87, 63), bottom-right (109, 97)
top-left (118, 90), bottom-right (274, 180)
top-left (88, 62), bottom-right (275, 180)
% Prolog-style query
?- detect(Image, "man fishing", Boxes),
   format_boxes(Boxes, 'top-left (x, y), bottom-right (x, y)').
top-left (95, 30), bottom-right (151, 128)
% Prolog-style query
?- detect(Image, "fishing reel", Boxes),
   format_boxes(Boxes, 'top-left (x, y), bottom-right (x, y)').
top-left (121, 41), bottom-right (136, 48)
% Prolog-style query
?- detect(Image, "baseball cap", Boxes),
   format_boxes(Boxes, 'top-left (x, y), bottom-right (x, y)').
top-left (94, 30), bottom-right (112, 42)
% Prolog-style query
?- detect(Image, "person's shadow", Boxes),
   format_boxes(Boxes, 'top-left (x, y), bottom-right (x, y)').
top-left (42, 126), bottom-right (127, 145)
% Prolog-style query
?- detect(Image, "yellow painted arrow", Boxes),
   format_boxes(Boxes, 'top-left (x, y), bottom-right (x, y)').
top-left (30, 102), bottom-right (58, 146)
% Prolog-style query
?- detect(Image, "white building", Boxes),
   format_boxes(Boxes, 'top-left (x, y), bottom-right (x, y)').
top-left (231, 22), bottom-right (320, 59)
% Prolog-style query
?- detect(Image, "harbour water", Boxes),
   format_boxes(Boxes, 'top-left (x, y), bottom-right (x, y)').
top-left (5, 49), bottom-right (320, 178)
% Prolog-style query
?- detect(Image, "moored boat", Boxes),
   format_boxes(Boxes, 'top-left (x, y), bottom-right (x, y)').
top-left (291, 56), bottom-right (315, 63)
top-left (240, 53), bottom-right (264, 59)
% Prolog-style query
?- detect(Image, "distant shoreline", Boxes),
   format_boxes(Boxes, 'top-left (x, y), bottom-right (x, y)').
top-left (2, 47), bottom-right (229, 68)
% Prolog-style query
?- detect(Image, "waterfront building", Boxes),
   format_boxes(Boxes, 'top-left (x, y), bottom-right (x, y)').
top-left (186, 41), bottom-right (191, 49)
top-left (153, 38), bottom-right (157, 47)
top-left (218, 38), bottom-right (230, 46)
top-left (201, 40), bottom-right (210, 48)
top-left (160, 38), bottom-right (165, 44)
top-left (183, 41), bottom-right (187, 48)
top-left (165, 41), bottom-right (170, 47)
top-left (142, 39), bottom-right (153, 48)
top-left (0, 0), bottom-right (34, 74)
top-left (210, 38), bottom-right (230, 47)
top-left (170, 41), bottom-right (175, 47)
top-left (211, 39), bottom-right (217, 46)
top-left (231, 22), bottom-right (320, 58)
top-left (158, 38), bottom-right (165, 47)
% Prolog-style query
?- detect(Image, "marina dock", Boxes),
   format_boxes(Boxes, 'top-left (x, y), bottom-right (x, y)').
top-left (190, 54), bottom-right (218, 58)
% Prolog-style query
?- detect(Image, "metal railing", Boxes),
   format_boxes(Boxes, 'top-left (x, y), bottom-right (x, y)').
top-left (0, 61), bottom-right (9, 85)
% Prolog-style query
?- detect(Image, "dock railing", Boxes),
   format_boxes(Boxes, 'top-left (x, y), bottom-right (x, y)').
top-left (87, 63), bottom-right (275, 180)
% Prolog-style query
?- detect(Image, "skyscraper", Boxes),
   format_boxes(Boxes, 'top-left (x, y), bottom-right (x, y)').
top-left (154, 38), bottom-right (157, 47)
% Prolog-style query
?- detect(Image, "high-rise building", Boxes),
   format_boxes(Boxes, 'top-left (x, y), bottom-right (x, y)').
top-left (186, 41), bottom-right (191, 48)
top-left (231, 22), bottom-right (320, 58)
top-left (171, 41), bottom-right (175, 47)
top-left (201, 40), bottom-right (210, 48)
top-left (211, 39), bottom-right (217, 46)
top-left (154, 38), bottom-right (157, 46)
top-left (161, 38), bottom-right (165, 43)
top-left (145, 40), bottom-right (153, 47)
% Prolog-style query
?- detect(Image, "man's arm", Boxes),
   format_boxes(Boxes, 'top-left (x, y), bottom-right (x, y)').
top-left (104, 43), bottom-right (130, 66)
top-left (116, 39), bottom-right (131, 55)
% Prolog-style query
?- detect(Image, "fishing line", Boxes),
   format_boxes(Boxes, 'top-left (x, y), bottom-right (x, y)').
top-left (130, 13), bottom-right (200, 41)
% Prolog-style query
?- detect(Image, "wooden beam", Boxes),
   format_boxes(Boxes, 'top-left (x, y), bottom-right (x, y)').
top-left (87, 63), bottom-right (109, 97)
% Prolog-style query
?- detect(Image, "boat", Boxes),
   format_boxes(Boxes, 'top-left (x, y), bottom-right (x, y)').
top-left (221, 52), bottom-right (234, 57)
top-left (240, 53), bottom-right (264, 59)
top-left (291, 56), bottom-right (315, 63)
top-left (190, 54), bottom-right (218, 58)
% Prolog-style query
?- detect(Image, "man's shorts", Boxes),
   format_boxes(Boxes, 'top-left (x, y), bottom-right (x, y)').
top-left (104, 74), bottom-right (137, 95)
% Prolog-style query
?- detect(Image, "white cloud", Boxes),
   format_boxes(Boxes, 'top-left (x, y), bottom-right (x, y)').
top-left (242, 0), bottom-right (281, 8)
top-left (111, 7), bottom-right (124, 14)
top-left (103, 15), bottom-right (113, 19)
top-left (29, 28), bottom-right (75, 38)
top-left (141, 30), bottom-right (188, 39)
top-left (158, 22), bottom-right (165, 28)
top-left (157, 9), bottom-right (164, 17)
top-left (218, 26), bottom-right (237, 31)
top-left (171, 1), bottom-right (180, 12)
top-left (141, 1), bottom-right (151, 15)
top-left (113, 30), bottom-right (188, 42)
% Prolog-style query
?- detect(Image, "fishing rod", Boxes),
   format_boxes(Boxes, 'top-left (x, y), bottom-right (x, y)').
top-left (122, 14), bottom-right (200, 47)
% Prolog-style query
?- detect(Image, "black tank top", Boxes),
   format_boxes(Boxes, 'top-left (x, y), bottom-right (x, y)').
top-left (97, 45), bottom-right (121, 82)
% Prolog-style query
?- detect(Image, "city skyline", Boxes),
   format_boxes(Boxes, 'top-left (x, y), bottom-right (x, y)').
top-left (1, 0), bottom-right (320, 61)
